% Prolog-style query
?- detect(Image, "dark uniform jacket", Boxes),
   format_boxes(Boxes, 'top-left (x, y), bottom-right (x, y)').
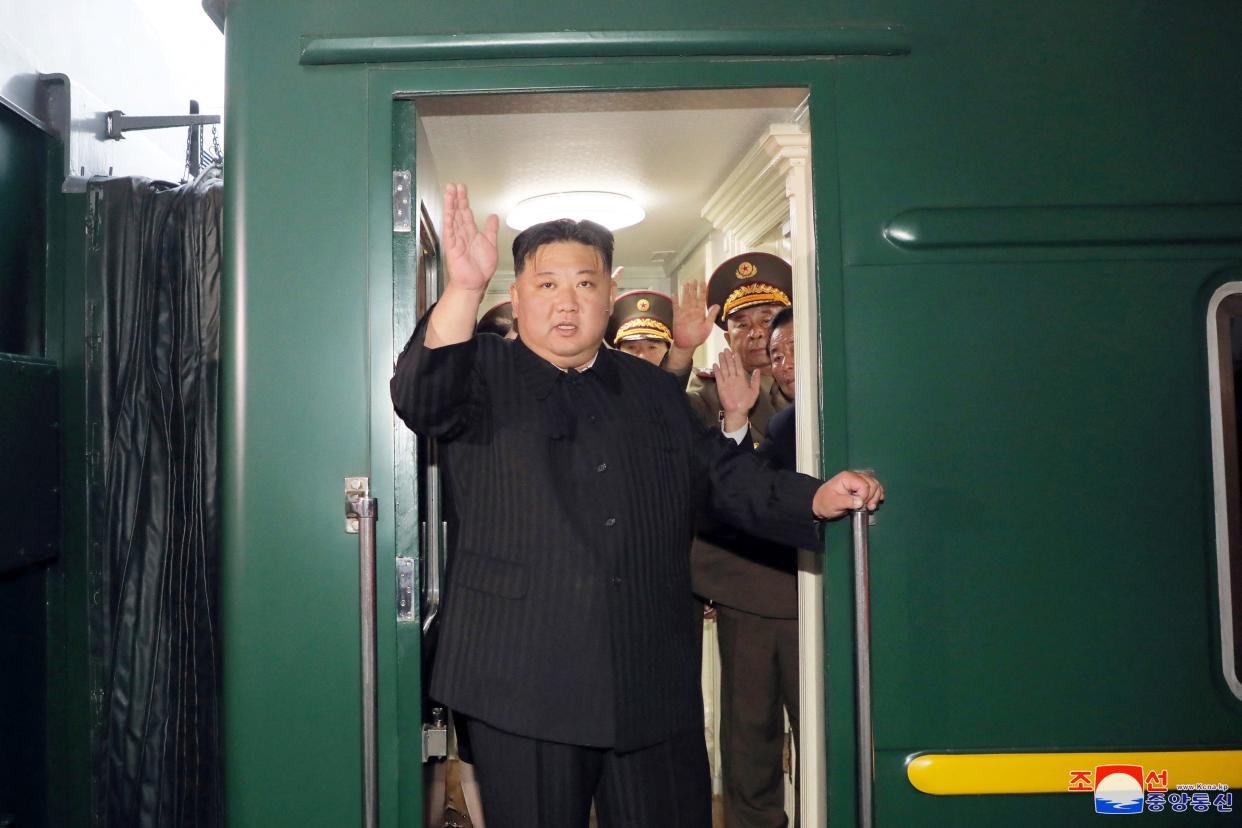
top-left (758, 406), bottom-right (798, 472)
top-left (684, 370), bottom-right (800, 618)
top-left (390, 313), bottom-right (822, 752)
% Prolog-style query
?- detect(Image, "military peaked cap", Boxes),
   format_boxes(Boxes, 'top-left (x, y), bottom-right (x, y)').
top-left (706, 252), bottom-right (792, 330)
top-left (607, 290), bottom-right (674, 346)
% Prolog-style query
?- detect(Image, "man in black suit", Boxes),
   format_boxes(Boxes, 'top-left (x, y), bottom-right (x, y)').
top-left (756, 310), bottom-right (802, 535)
top-left (758, 307), bottom-right (796, 465)
top-left (390, 183), bottom-right (883, 828)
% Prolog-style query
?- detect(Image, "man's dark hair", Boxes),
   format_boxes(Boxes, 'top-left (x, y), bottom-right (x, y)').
top-left (477, 315), bottom-right (515, 338)
top-left (768, 306), bottom-right (794, 355)
top-left (512, 219), bottom-right (614, 276)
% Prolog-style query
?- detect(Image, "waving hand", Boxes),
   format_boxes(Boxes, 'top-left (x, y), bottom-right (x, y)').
top-left (442, 183), bottom-right (500, 292)
top-left (665, 280), bottom-right (720, 373)
top-left (425, 183), bottom-right (500, 348)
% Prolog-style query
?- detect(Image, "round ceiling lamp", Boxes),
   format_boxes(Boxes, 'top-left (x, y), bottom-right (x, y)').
top-left (505, 191), bottom-right (646, 232)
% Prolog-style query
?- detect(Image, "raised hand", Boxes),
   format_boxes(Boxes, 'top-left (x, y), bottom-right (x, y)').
top-left (811, 471), bottom-right (885, 519)
top-left (665, 280), bottom-right (721, 373)
top-left (672, 280), bottom-right (720, 350)
top-left (713, 348), bottom-right (760, 433)
top-left (442, 183), bottom-right (499, 293)
top-left (425, 183), bottom-right (500, 349)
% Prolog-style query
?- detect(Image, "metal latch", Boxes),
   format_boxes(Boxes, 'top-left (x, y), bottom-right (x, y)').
top-left (393, 171), bottom-right (412, 233)
top-left (396, 557), bottom-right (415, 622)
top-left (423, 706), bottom-right (448, 761)
top-left (344, 476), bottom-right (370, 534)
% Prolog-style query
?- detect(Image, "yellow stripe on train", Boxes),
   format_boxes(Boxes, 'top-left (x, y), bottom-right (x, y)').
top-left (906, 751), bottom-right (1242, 795)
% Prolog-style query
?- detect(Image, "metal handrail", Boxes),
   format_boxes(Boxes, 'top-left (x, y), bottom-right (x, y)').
top-left (422, 444), bottom-right (444, 637)
top-left (356, 494), bottom-right (379, 828)
top-left (853, 507), bottom-right (874, 828)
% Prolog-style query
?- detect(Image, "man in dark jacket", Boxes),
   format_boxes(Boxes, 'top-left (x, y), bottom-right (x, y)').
top-left (390, 183), bottom-right (882, 828)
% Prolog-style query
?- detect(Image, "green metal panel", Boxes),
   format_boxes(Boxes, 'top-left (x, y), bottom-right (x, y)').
top-left (0, 354), bottom-right (58, 572)
top-left (0, 564), bottom-right (48, 828)
top-left (847, 260), bottom-right (1242, 824)
top-left (832, 1), bottom-right (1242, 268)
top-left (0, 104), bottom-right (47, 357)
top-left (43, 190), bottom-right (94, 828)
top-left (0, 355), bottom-right (56, 822)
top-left (299, 27), bottom-right (909, 64)
top-left (827, 3), bottom-right (1242, 822)
top-left (221, 25), bottom-right (375, 828)
top-left (0, 119), bottom-right (86, 828)
top-left (0, 345), bottom-right (56, 828)
top-left (384, 97), bottom-right (425, 828)
top-left (230, 0), bottom-right (903, 44)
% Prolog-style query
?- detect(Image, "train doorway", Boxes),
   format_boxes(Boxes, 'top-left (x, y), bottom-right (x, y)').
top-left (385, 84), bottom-right (834, 827)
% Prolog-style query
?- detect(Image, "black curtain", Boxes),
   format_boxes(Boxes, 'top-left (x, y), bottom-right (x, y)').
top-left (86, 171), bottom-right (223, 827)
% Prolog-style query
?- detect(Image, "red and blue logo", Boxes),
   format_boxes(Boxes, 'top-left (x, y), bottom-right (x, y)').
top-left (1092, 765), bottom-right (1145, 814)
top-left (1066, 764), bottom-right (1233, 815)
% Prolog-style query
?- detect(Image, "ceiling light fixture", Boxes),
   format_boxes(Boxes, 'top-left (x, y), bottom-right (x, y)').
top-left (505, 191), bottom-right (646, 232)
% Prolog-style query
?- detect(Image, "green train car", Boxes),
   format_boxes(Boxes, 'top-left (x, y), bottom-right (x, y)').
top-left (5, 0), bottom-right (1242, 825)
top-left (212, 2), bottom-right (1242, 825)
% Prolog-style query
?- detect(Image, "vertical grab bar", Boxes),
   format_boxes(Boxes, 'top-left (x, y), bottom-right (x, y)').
top-left (346, 478), bottom-right (379, 828)
top-left (852, 507), bottom-right (874, 828)
top-left (358, 494), bottom-right (379, 828)
top-left (422, 442), bottom-right (443, 637)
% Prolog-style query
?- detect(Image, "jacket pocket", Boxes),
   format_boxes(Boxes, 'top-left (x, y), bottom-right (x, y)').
top-left (450, 552), bottom-right (529, 600)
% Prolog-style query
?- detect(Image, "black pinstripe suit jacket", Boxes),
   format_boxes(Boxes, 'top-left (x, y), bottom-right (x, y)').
top-left (391, 312), bottom-right (822, 751)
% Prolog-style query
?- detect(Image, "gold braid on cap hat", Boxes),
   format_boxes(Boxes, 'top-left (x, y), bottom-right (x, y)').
top-left (614, 317), bottom-right (673, 345)
top-left (724, 283), bottom-right (792, 318)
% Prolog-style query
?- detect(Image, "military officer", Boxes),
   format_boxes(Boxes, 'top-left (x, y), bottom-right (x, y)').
top-left (668, 252), bottom-right (802, 828)
top-left (606, 289), bottom-right (675, 366)
top-left (667, 253), bottom-right (793, 446)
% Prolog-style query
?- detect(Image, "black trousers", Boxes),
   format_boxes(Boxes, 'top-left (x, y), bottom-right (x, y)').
top-left (466, 718), bottom-right (712, 828)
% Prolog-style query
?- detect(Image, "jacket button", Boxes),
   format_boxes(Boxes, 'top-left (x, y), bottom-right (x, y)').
top-left (611, 576), bottom-right (622, 585)
top-left (604, 517), bottom-right (616, 527)
top-left (596, 462), bottom-right (608, 472)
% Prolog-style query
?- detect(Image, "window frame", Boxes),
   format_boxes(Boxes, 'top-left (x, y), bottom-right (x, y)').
top-left (1206, 281), bottom-right (1242, 701)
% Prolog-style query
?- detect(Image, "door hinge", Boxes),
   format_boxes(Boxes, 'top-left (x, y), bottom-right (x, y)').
top-left (393, 171), bottom-right (412, 233)
top-left (396, 556), bottom-right (415, 622)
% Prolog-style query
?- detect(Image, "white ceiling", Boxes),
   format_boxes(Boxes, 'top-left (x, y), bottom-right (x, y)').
top-left (417, 88), bottom-right (807, 278)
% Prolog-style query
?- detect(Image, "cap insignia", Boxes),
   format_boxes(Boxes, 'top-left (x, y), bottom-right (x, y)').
top-left (636, 298), bottom-right (651, 312)
top-left (614, 317), bottom-right (673, 346)
top-left (736, 261), bottom-right (757, 279)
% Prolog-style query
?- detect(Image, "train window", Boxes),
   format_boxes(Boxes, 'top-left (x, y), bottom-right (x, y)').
top-left (1207, 283), bottom-right (1242, 699)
